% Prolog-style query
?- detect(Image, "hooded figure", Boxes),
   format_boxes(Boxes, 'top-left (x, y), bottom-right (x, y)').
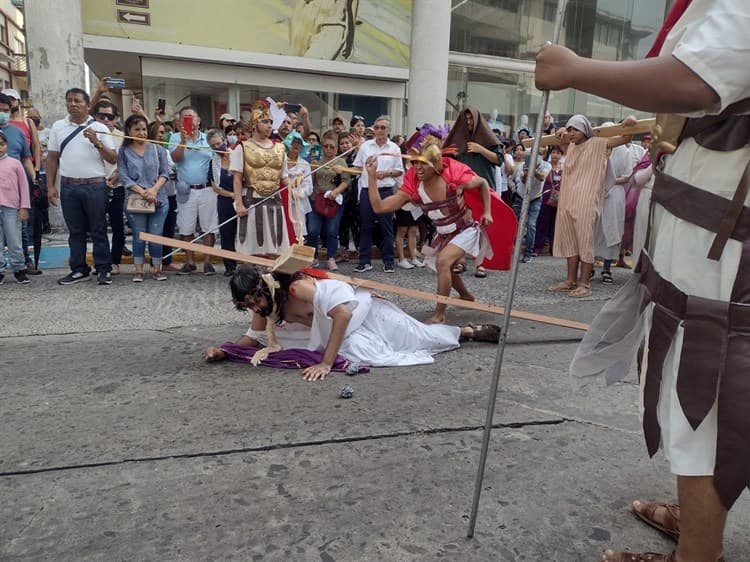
top-left (443, 107), bottom-right (506, 278)
top-left (443, 107), bottom-right (504, 190)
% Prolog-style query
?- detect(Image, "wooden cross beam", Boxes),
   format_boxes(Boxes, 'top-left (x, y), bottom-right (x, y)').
top-left (522, 117), bottom-right (655, 148)
top-left (140, 232), bottom-right (589, 331)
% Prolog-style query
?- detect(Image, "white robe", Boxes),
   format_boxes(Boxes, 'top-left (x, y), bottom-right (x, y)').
top-left (308, 280), bottom-right (460, 366)
top-left (594, 159), bottom-right (624, 260)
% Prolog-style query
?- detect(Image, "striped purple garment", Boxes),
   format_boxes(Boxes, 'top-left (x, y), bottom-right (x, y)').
top-left (218, 342), bottom-right (370, 373)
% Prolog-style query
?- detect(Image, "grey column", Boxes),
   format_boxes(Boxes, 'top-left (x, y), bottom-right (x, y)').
top-left (406, 0), bottom-right (451, 133)
top-left (25, 0), bottom-right (85, 124)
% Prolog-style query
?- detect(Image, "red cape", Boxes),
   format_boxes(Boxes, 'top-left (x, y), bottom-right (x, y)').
top-left (464, 187), bottom-right (517, 270)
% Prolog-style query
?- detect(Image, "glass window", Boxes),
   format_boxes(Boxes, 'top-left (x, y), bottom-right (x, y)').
top-left (450, 0), bottom-right (667, 62)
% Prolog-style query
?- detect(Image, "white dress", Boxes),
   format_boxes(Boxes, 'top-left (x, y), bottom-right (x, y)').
top-left (286, 158), bottom-right (313, 239)
top-left (308, 280), bottom-right (460, 366)
top-left (594, 152), bottom-right (625, 261)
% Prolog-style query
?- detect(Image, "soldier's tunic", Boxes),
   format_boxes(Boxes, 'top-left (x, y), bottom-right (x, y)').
top-left (229, 139), bottom-right (289, 256)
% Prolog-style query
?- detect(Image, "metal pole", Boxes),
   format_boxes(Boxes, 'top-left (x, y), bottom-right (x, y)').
top-left (466, 0), bottom-right (568, 538)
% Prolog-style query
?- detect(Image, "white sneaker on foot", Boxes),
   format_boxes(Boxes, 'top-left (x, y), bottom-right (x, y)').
top-left (397, 259), bottom-right (414, 269)
top-left (410, 257), bottom-right (426, 268)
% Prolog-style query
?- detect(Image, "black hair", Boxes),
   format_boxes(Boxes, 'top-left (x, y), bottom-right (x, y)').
top-left (308, 131), bottom-right (321, 143)
top-left (350, 115), bottom-right (365, 127)
top-left (229, 265), bottom-right (303, 325)
top-left (92, 99), bottom-right (118, 117)
top-left (513, 143), bottom-right (526, 154)
top-left (223, 124), bottom-right (237, 136)
top-left (0, 131), bottom-right (7, 144)
top-left (65, 88), bottom-right (90, 104)
top-left (122, 114), bottom-right (149, 147)
top-left (0, 93), bottom-right (11, 109)
top-left (148, 120), bottom-right (165, 141)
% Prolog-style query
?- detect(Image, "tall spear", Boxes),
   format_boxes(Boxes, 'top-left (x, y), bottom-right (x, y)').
top-left (466, 0), bottom-right (569, 538)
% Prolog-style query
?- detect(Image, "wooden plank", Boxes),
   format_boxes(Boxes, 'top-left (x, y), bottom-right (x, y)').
top-left (522, 117), bottom-right (655, 148)
top-left (141, 233), bottom-right (589, 331)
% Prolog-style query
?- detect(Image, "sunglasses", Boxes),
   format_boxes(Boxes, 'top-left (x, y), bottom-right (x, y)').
top-left (372, 125), bottom-right (388, 130)
top-left (96, 113), bottom-right (116, 121)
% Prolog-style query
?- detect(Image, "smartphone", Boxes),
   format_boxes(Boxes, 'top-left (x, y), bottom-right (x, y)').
top-left (182, 114), bottom-right (193, 135)
top-left (283, 103), bottom-right (302, 114)
top-left (157, 98), bottom-right (166, 113)
top-left (105, 77), bottom-right (126, 89)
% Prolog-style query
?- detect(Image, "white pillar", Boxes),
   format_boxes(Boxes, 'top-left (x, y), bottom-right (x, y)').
top-left (227, 85), bottom-right (241, 121)
top-left (406, 0), bottom-right (451, 133)
top-left (25, 0), bottom-right (85, 124)
top-left (26, 0), bottom-right (85, 227)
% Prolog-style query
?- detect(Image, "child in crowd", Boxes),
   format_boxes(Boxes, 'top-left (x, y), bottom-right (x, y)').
top-left (0, 131), bottom-right (31, 284)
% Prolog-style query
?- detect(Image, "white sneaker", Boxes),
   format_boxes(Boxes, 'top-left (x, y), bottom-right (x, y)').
top-left (397, 259), bottom-right (414, 269)
top-left (410, 257), bottom-right (426, 268)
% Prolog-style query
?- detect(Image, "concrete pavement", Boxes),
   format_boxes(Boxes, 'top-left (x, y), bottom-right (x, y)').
top-left (1, 255), bottom-right (748, 561)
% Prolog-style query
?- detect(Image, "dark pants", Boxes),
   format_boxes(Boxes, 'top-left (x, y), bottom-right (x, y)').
top-left (338, 184), bottom-right (360, 252)
top-left (21, 173), bottom-right (34, 265)
top-left (533, 203), bottom-right (557, 254)
top-left (161, 195), bottom-right (178, 266)
top-left (107, 185), bottom-right (125, 265)
top-left (512, 194), bottom-right (542, 259)
top-left (217, 195), bottom-right (237, 271)
top-left (307, 204), bottom-right (344, 259)
top-left (358, 187), bottom-right (395, 266)
top-left (60, 180), bottom-right (111, 274)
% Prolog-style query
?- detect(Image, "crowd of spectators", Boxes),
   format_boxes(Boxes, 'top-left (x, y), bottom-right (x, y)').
top-left (0, 79), bottom-right (649, 292)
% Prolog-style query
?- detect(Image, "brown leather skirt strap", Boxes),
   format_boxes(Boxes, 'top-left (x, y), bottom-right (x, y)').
top-left (675, 295), bottom-right (729, 430)
top-left (642, 305), bottom-right (681, 458)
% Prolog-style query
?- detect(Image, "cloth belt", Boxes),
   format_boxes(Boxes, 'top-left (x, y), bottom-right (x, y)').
top-left (61, 176), bottom-right (106, 185)
top-left (189, 183), bottom-right (208, 190)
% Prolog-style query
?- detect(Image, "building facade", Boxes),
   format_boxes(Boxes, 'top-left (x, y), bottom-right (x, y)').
top-left (26, 0), bottom-right (669, 134)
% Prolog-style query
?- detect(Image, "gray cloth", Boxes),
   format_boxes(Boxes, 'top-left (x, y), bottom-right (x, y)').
top-left (569, 274), bottom-right (645, 387)
top-left (117, 143), bottom-right (171, 205)
top-left (566, 114), bottom-right (593, 138)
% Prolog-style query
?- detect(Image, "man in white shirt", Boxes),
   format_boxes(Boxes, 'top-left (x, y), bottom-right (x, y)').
top-left (513, 155), bottom-right (551, 263)
top-left (352, 116), bottom-right (404, 273)
top-left (47, 88), bottom-right (117, 285)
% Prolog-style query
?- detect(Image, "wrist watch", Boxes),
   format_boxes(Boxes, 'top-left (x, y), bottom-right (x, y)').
top-left (95, 142), bottom-right (103, 150)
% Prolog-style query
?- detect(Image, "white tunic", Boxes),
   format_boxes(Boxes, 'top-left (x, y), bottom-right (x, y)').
top-left (642, 0), bottom-right (750, 476)
top-left (308, 280), bottom-right (460, 366)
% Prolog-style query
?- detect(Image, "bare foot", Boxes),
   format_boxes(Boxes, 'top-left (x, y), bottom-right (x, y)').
top-left (458, 293), bottom-right (476, 302)
top-left (424, 314), bottom-right (446, 324)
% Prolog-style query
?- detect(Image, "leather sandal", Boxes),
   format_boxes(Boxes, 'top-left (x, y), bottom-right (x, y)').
top-left (600, 551), bottom-right (675, 562)
top-left (601, 271), bottom-right (614, 284)
top-left (632, 502), bottom-right (680, 542)
top-left (460, 323), bottom-right (501, 343)
top-left (474, 266), bottom-right (487, 278)
top-left (569, 284), bottom-right (592, 298)
top-left (547, 280), bottom-right (577, 292)
top-left (452, 262), bottom-right (467, 274)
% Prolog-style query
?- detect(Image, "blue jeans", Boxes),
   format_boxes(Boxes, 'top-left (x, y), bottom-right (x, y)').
top-left (306, 203), bottom-right (343, 259)
top-left (128, 201), bottom-right (169, 265)
top-left (512, 195), bottom-right (542, 259)
top-left (60, 179), bottom-right (111, 274)
top-left (0, 205), bottom-right (25, 273)
top-left (358, 187), bottom-right (395, 266)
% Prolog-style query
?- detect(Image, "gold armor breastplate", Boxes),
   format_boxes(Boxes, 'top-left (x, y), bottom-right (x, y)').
top-left (243, 141), bottom-right (286, 197)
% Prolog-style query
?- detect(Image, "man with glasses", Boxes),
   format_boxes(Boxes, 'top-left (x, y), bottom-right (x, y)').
top-left (352, 115), bottom-right (403, 273)
top-left (91, 100), bottom-right (127, 275)
top-left (47, 88), bottom-right (117, 285)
